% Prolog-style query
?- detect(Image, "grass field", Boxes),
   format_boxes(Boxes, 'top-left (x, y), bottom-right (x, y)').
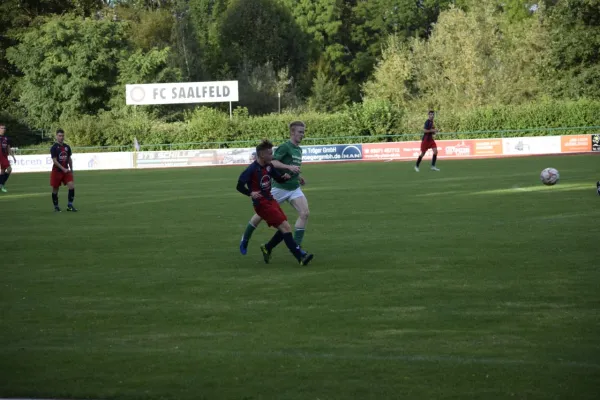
top-left (1, 154), bottom-right (599, 400)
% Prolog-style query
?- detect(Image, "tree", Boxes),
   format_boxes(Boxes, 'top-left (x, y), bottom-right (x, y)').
top-left (364, 0), bottom-right (550, 111)
top-left (217, 0), bottom-right (310, 78)
top-left (189, 0), bottom-right (231, 79)
top-left (544, 0), bottom-right (600, 99)
top-left (6, 14), bottom-right (129, 127)
top-left (308, 70), bottom-right (350, 113)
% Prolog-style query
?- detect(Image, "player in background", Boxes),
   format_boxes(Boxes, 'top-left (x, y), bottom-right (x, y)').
top-left (50, 129), bottom-right (77, 212)
top-left (0, 124), bottom-right (17, 193)
top-left (237, 139), bottom-right (314, 266)
top-left (415, 110), bottom-right (440, 172)
top-left (597, 181), bottom-right (599, 196)
top-left (239, 121), bottom-right (309, 255)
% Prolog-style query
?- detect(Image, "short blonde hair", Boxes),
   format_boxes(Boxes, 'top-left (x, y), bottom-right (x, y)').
top-left (289, 121), bottom-right (305, 132)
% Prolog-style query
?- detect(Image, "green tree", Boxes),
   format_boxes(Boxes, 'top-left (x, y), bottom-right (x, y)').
top-left (365, 1), bottom-right (550, 111)
top-left (345, 0), bottom-right (458, 95)
top-left (6, 14), bottom-right (129, 127)
top-left (189, 0), bottom-right (231, 79)
top-left (544, 0), bottom-right (600, 99)
top-left (363, 35), bottom-right (416, 108)
top-left (308, 70), bottom-right (349, 113)
top-left (217, 0), bottom-right (309, 78)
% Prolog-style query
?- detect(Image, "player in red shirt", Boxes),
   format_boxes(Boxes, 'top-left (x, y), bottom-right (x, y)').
top-left (0, 123), bottom-right (17, 193)
top-left (237, 139), bottom-right (314, 266)
top-left (50, 129), bottom-right (77, 212)
top-left (415, 110), bottom-right (440, 172)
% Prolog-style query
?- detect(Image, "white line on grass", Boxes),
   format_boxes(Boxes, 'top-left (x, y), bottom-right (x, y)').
top-left (194, 349), bottom-right (600, 369)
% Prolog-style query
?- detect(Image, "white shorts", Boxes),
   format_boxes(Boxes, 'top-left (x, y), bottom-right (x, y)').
top-left (271, 187), bottom-right (305, 204)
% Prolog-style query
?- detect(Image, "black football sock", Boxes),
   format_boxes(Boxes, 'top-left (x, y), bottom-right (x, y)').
top-left (416, 156), bottom-right (423, 167)
top-left (68, 189), bottom-right (75, 205)
top-left (52, 193), bottom-right (59, 207)
top-left (2, 172), bottom-right (9, 184)
top-left (0, 174), bottom-right (5, 186)
top-left (265, 230), bottom-right (284, 252)
top-left (432, 155), bottom-right (437, 166)
top-left (283, 232), bottom-right (303, 261)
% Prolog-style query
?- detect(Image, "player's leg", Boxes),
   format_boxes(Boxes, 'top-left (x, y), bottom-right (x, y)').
top-left (430, 145), bottom-right (440, 171)
top-left (0, 167), bottom-right (6, 192)
top-left (0, 160), bottom-right (10, 191)
top-left (52, 187), bottom-right (60, 211)
top-left (263, 220), bottom-right (313, 266)
top-left (289, 191), bottom-right (309, 248)
top-left (240, 213), bottom-right (262, 255)
top-left (259, 201), bottom-right (314, 265)
top-left (415, 149), bottom-right (426, 172)
top-left (50, 171), bottom-right (61, 211)
top-left (2, 165), bottom-right (12, 189)
top-left (66, 177), bottom-right (77, 211)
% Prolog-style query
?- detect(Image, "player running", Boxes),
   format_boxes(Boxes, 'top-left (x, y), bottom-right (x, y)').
top-left (415, 110), bottom-right (440, 172)
top-left (236, 139), bottom-right (314, 266)
top-left (0, 124), bottom-right (17, 193)
top-left (239, 121), bottom-right (309, 255)
top-left (50, 129), bottom-right (77, 212)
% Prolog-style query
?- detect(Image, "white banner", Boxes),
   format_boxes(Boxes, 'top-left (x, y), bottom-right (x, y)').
top-left (502, 136), bottom-right (561, 155)
top-left (12, 152), bottom-right (133, 173)
top-left (215, 148), bottom-right (256, 165)
top-left (10, 135), bottom-right (595, 173)
top-left (126, 81), bottom-right (239, 105)
top-left (135, 150), bottom-right (217, 169)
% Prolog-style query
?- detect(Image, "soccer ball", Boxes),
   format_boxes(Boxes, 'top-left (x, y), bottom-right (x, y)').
top-left (540, 167), bottom-right (559, 186)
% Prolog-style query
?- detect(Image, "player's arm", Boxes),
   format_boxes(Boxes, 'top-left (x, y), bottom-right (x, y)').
top-left (424, 120), bottom-right (437, 134)
top-left (52, 157), bottom-right (67, 173)
top-left (236, 167), bottom-right (254, 196)
top-left (269, 165), bottom-right (291, 183)
top-left (67, 148), bottom-right (73, 172)
top-left (7, 142), bottom-right (16, 163)
top-left (272, 145), bottom-right (300, 173)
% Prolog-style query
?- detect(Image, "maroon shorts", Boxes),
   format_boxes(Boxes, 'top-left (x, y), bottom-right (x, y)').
top-left (421, 140), bottom-right (437, 153)
top-left (0, 155), bottom-right (9, 170)
top-left (50, 170), bottom-right (74, 188)
top-left (255, 199), bottom-right (287, 228)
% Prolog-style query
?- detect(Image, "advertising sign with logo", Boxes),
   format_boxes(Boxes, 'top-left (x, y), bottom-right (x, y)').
top-left (215, 148), bottom-right (256, 165)
top-left (126, 81), bottom-right (239, 105)
top-left (72, 152), bottom-right (133, 171)
top-left (135, 150), bottom-right (217, 168)
top-left (437, 140), bottom-right (474, 158)
top-left (560, 135), bottom-right (591, 153)
top-left (473, 139), bottom-right (503, 156)
top-left (502, 136), bottom-right (561, 155)
top-left (301, 144), bottom-right (363, 162)
top-left (591, 134), bottom-right (600, 152)
top-left (362, 142), bottom-right (420, 160)
top-left (12, 152), bottom-right (133, 173)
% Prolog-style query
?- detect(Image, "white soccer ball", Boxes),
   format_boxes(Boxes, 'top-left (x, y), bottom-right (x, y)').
top-left (540, 167), bottom-right (559, 186)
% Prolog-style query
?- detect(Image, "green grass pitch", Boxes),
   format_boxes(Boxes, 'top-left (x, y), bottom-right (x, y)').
top-left (1, 154), bottom-right (599, 400)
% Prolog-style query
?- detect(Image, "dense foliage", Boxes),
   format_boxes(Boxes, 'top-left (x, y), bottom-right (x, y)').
top-left (1, 0), bottom-right (599, 147)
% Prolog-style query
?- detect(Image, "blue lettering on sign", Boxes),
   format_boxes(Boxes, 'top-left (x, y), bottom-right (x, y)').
top-left (300, 144), bottom-right (363, 161)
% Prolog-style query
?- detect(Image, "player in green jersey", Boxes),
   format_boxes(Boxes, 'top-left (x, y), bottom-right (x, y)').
top-left (240, 121), bottom-right (310, 256)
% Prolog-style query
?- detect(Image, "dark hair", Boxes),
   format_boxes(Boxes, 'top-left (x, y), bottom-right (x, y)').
top-left (56, 129), bottom-right (65, 134)
top-left (428, 110), bottom-right (435, 114)
top-left (255, 139), bottom-right (273, 155)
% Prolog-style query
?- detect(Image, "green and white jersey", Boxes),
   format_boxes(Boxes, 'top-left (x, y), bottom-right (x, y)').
top-left (272, 140), bottom-right (302, 190)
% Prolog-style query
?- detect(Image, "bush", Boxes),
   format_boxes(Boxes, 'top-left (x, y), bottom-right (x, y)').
top-left (21, 99), bottom-right (600, 151)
